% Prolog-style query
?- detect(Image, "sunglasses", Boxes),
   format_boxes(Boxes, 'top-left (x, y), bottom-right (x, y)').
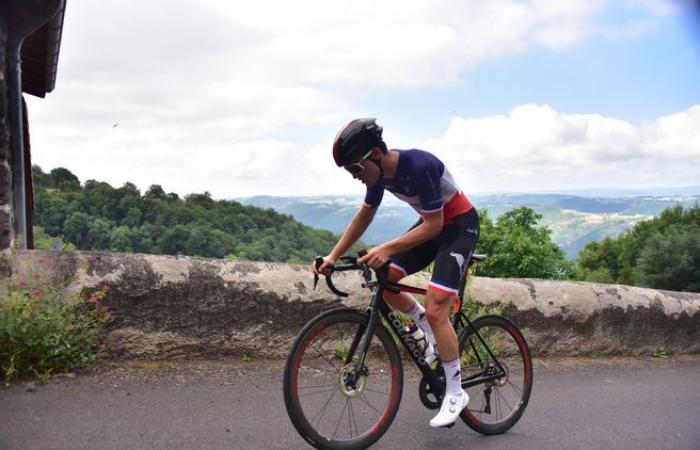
top-left (344, 149), bottom-right (374, 175)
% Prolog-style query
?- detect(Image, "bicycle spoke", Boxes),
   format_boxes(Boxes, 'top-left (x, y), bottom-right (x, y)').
top-left (363, 387), bottom-right (390, 396)
top-left (359, 392), bottom-right (384, 416)
top-left (299, 382), bottom-right (336, 390)
top-left (313, 387), bottom-right (340, 428)
top-left (494, 389), bottom-right (504, 420)
top-left (496, 387), bottom-right (514, 418)
top-left (309, 341), bottom-right (341, 373)
top-left (495, 390), bottom-right (502, 421)
top-left (332, 398), bottom-right (350, 439)
top-left (476, 393), bottom-right (486, 418)
top-left (299, 386), bottom-right (338, 398)
top-left (506, 379), bottom-right (523, 397)
top-left (348, 398), bottom-right (359, 438)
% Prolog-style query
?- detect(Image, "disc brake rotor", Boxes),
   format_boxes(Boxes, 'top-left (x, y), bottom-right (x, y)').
top-left (339, 363), bottom-right (367, 398)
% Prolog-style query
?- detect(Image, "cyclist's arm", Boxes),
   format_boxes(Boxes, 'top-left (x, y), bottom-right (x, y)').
top-left (356, 210), bottom-right (442, 268)
top-left (383, 209), bottom-right (443, 255)
top-left (328, 205), bottom-right (378, 261)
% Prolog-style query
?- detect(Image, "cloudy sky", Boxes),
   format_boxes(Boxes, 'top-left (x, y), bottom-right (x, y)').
top-left (26, 0), bottom-right (700, 198)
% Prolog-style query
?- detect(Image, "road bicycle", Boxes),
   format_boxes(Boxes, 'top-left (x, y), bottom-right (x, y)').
top-left (283, 251), bottom-right (533, 450)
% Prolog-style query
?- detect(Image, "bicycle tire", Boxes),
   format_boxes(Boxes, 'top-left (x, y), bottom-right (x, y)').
top-left (458, 314), bottom-right (533, 435)
top-left (283, 308), bottom-right (403, 450)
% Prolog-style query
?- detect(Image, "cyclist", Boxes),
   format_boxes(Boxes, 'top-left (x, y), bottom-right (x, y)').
top-left (312, 118), bottom-right (480, 428)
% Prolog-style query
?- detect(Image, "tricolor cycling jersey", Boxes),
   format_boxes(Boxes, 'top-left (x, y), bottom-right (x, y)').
top-left (363, 149), bottom-right (473, 223)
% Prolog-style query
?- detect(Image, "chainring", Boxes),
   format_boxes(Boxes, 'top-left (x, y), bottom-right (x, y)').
top-left (418, 366), bottom-right (445, 410)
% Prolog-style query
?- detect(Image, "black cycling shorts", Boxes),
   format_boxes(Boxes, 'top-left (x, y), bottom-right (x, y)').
top-left (389, 208), bottom-right (480, 297)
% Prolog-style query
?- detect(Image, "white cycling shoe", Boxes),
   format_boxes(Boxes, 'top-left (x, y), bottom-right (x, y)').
top-left (430, 391), bottom-right (469, 428)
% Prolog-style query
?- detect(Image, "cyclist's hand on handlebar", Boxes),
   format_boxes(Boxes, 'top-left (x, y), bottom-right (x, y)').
top-left (311, 255), bottom-right (335, 276)
top-left (357, 245), bottom-right (391, 270)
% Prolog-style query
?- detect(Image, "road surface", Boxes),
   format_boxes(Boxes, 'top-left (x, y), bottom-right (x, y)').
top-left (1, 356), bottom-right (698, 449)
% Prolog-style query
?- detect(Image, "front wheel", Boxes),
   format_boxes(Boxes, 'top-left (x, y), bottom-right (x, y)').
top-left (458, 315), bottom-right (533, 435)
top-left (283, 308), bottom-right (403, 450)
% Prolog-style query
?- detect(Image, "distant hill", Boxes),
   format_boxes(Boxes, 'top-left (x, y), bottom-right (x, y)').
top-left (238, 193), bottom-right (700, 259)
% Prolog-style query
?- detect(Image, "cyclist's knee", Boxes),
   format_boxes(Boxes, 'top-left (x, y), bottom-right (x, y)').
top-left (387, 266), bottom-right (404, 283)
top-left (424, 290), bottom-right (454, 325)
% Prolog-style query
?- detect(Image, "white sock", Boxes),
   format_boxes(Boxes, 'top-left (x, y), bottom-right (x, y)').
top-left (403, 300), bottom-right (436, 346)
top-left (442, 357), bottom-right (464, 397)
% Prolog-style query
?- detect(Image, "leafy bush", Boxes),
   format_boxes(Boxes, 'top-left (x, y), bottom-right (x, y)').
top-left (0, 286), bottom-right (111, 382)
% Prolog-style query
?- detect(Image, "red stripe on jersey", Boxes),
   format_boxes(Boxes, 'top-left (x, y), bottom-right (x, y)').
top-left (443, 192), bottom-right (473, 223)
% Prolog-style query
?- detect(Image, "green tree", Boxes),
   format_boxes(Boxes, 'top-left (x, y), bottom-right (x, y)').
top-left (50, 167), bottom-right (81, 191)
top-left (110, 225), bottom-right (136, 252)
top-left (185, 225), bottom-right (232, 258)
top-left (32, 165), bottom-right (53, 189)
top-left (575, 204), bottom-right (700, 292)
top-left (87, 218), bottom-right (115, 250)
top-left (157, 224), bottom-right (191, 255)
top-left (63, 212), bottom-right (92, 249)
top-left (477, 207), bottom-right (574, 279)
top-left (124, 207), bottom-right (143, 228)
top-left (145, 184), bottom-right (167, 200)
top-left (577, 237), bottom-right (623, 282)
top-left (32, 226), bottom-right (76, 251)
top-left (634, 225), bottom-right (700, 292)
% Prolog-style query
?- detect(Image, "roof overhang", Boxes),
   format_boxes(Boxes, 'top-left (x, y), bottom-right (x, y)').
top-left (21, 6), bottom-right (65, 98)
top-left (1, 0), bottom-right (66, 98)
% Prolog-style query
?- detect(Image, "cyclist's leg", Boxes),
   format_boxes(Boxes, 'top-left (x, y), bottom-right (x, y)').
top-left (382, 239), bottom-right (437, 314)
top-left (426, 211), bottom-right (480, 427)
top-left (425, 210), bottom-right (480, 362)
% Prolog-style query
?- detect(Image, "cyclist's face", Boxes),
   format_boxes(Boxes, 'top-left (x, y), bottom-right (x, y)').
top-left (347, 149), bottom-right (381, 186)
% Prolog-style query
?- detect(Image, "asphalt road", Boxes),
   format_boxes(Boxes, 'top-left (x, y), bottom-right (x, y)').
top-left (1, 356), bottom-right (699, 450)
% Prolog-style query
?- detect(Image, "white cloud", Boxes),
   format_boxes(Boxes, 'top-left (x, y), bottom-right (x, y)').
top-left (25, 0), bottom-right (694, 198)
top-left (425, 104), bottom-right (700, 194)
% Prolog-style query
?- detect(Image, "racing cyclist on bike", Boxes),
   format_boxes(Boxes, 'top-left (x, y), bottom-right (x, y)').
top-left (311, 118), bottom-right (480, 428)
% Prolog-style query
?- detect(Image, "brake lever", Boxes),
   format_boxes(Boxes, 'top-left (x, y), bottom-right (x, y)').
top-left (313, 256), bottom-right (324, 290)
top-left (376, 264), bottom-right (400, 293)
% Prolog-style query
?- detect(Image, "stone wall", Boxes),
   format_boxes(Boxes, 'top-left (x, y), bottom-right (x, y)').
top-left (0, 21), bottom-right (13, 252)
top-left (3, 250), bottom-right (699, 359)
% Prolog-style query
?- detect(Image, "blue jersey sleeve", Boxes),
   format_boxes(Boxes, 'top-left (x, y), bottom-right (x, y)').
top-left (416, 158), bottom-right (444, 213)
top-left (363, 181), bottom-right (384, 208)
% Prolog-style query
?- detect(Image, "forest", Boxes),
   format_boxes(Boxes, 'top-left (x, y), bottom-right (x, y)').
top-left (32, 166), bottom-right (351, 264)
top-left (31, 166), bottom-right (699, 292)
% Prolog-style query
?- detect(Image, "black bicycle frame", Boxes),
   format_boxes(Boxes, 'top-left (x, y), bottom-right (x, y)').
top-left (347, 285), bottom-right (506, 398)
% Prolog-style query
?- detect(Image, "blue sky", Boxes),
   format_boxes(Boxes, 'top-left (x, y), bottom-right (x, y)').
top-left (357, 4), bottom-right (700, 140)
top-left (27, 0), bottom-right (700, 197)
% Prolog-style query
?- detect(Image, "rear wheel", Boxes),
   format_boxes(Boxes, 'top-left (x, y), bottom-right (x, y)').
top-left (283, 308), bottom-right (403, 450)
top-left (458, 315), bottom-right (533, 435)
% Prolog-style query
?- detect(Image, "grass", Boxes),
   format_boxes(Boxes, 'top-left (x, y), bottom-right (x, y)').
top-left (0, 285), bottom-right (111, 383)
top-left (653, 347), bottom-right (669, 359)
top-left (133, 361), bottom-right (173, 371)
top-left (334, 346), bottom-right (349, 361)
